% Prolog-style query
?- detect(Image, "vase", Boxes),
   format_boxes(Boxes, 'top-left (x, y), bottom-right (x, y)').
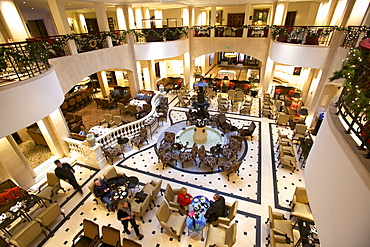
top-left (85, 134), bottom-right (95, 147)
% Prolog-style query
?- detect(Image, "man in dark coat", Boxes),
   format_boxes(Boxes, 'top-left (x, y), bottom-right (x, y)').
top-left (93, 178), bottom-right (115, 212)
top-left (54, 160), bottom-right (82, 194)
top-left (205, 193), bottom-right (227, 223)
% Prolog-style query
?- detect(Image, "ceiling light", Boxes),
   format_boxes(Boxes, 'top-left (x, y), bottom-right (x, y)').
top-left (23, 1), bottom-right (26, 4)
top-left (224, 52), bottom-right (237, 58)
top-left (31, 7), bottom-right (34, 9)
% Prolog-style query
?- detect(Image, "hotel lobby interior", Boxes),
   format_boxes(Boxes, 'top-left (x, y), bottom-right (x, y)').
top-left (0, 0), bottom-right (369, 246)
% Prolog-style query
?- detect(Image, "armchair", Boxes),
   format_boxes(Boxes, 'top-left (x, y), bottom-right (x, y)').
top-left (290, 187), bottom-right (314, 222)
top-left (222, 144), bottom-right (237, 160)
top-left (122, 238), bottom-right (142, 247)
top-left (101, 99), bottom-right (116, 109)
top-left (266, 206), bottom-right (294, 244)
top-left (131, 192), bottom-right (152, 223)
top-left (161, 131), bottom-right (176, 144)
top-left (101, 146), bottom-right (124, 164)
top-left (268, 228), bottom-right (294, 247)
top-left (204, 223), bottom-right (237, 247)
top-left (142, 179), bottom-right (163, 206)
top-left (127, 105), bottom-right (139, 117)
top-left (155, 201), bottom-right (186, 242)
top-left (238, 122), bottom-right (256, 140)
top-left (179, 143), bottom-right (198, 167)
top-left (100, 114), bottom-right (113, 128)
top-left (154, 147), bottom-right (177, 169)
top-left (277, 145), bottom-right (296, 173)
top-left (211, 201), bottom-right (238, 226)
top-left (103, 166), bottom-right (125, 181)
top-left (131, 127), bottom-right (149, 150)
top-left (34, 203), bottom-right (66, 231)
top-left (292, 124), bottom-right (307, 143)
top-left (9, 220), bottom-right (46, 247)
top-left (277, 114), bottom-right (290, 126)
top-left (109, 116), bottom-right (123, 129)
top-left (164, 184), bottom-right (181, 211)
top-left (101, 225), bottom-right (121, 247)
top-left (218, 160), bottom-right (242, 181)
top-left (72, 219), bottom-right (100, 247)
top-left (37, 172), bottom-right (65, 203)
top-left (217, 113), bottom-right (233, 133)
top-left (88, 178), bottom-right (110, 211)
top-left (198, 145), bottom-right (218, 170)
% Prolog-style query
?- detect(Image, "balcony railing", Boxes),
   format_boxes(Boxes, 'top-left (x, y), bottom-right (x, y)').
top-left (271, 26), bottom-right (335, 46)
top-left (0, 40), bottom-right (50, 85)
top-left (341, 26), bottom-right (370, 49)
top-left (193, 25), bottom-right (269, 38)
top-left (132, 27), bottom-right (188, 43)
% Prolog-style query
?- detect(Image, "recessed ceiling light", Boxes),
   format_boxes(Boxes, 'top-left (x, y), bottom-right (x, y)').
top-left (31, 7), bottom-right (34, 9)
top-left (22, 1), bottom-right (26, 4)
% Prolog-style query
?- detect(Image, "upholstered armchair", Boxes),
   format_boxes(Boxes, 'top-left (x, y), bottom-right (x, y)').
top-left (101, 225), bottom-right (121, 247)
top-left (217, 113), bottom-right (233, 133)
top-left (268, 228), bottom-right (294, 247)
top-left (72, 219), bottom-right (100, 247)
top-left (239, 122), bottom-right (256, 140)
top-left (131, 192), bottom-right (152, 223)
top-left (142, 179), bottom-right (163, 206)
top-left (204, 223), bottom-right (237, 247)
top-left (131, 127), bottom-right (149, 150)
top-left (240, 105), bottom-right (251, 115)
top-left (198, 145), bottom-right (218, 170)
top-left (103, 166), bottom-right (125, 181)
top-left (278, 145), bottom-right (296, 173)
top-left (109, 116), bottom-right (123, 129)
top-left (155, 201), bottom-right (187, 242)
top-left (101, 146), bottom-right (124, 164)
top-left (34, 203), bottom-right (66, 231)
top-left (164, 184), bottom-right (181, 211)
top-left (122, 238), bottom-right (142, 247)
top-left (266, 206), bottom-right (294, 244)
top-left (179, 143), bottom-right (198, 167)
top-left (211, 201), bottom-right (238, 226)
top-left (9, 220), bottom-right (46, 247)
top-left (37, 172), bottom-right (65, 203)
top-left (161, 131), bottom-right (176, 144)
top-left (290, 187), bottom-right (314, 222)
top-left (88, 178), bottom-right (110, 211)
top-left (218, 160), bottom-right (242, 181)
top-left (292, 124), bottom-right (307, 143)
top-left (229, 135), bottom-right (243, 151)
top-left (277, 114), bottom-right (290, 126)
top-left (154, 147), bottom-right (177, 169)
top-left (222, 144), bottom-right (237, 160)
top-left (100, 114), bottom-right (113, 128)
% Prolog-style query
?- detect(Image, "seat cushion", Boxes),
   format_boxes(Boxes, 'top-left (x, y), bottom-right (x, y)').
top-left (142, 183), bottom-right (154, 195)
top-left (37, 187), bottom-right (53, 200)
top-left (205, 226), bottom-right (226, 246)
top-left (292, 203), bottom-right (314, 222)
top-left (166, 214), bottom-right (186, 236)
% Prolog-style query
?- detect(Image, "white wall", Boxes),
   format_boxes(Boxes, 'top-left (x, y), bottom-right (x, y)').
top-left (21, 10), bottom-right (57, 36)
top-left (162, 8), bottom-right (182, 26)
top-left (305, 100), bottom-right (370, 247)
top-left (287, 2), bottom-right (320, 26)
top-left (0, 69), bottom-right (64, 139)
top-left (134, 39), bottom-right (189, 61)
top-left (270, 41), bottom-right (329, 69)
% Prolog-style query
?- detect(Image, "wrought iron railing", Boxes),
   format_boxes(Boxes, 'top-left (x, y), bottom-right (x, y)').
top-left (341, 26), bottom-right (370, 49)
top-left (0, 40), bottom-right (50, 84)
top-left (132, 27), bottom-right (188, 43)
top-left (27, 35), bottom-right (71, 58)
top-left (336, 92), bottom-right (370, 158)
top-left (272, 26), bottom-right (335, 46)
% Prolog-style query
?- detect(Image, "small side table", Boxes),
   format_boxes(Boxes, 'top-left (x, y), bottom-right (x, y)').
top-left (118, 137), bottom-right (131, 151)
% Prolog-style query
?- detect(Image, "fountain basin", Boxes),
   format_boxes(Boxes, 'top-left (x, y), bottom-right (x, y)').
top-left (178, 126), bottom-right (224, 150)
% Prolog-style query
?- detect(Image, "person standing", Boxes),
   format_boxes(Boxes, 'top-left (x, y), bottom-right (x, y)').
top-left (205, 193), bottom-right (227, 223)
top-left (54, 160), bottom-right (82, 194)
top-left (117, 200), bottom-right (144, 240)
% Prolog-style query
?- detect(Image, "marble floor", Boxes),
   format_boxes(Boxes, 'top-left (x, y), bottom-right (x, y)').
top-left (12, 93), bottom-right (309, 247)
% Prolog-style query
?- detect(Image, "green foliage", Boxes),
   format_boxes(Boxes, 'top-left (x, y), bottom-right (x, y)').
top-left (330, 47), bottom-right (370, 119)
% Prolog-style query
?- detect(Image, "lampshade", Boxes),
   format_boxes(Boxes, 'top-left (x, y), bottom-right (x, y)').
top-left (298, 107), bottom-right (309, 116)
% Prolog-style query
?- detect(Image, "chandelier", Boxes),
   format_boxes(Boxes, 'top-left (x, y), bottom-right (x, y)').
top-left (224, 52), bottom-right (238, 58)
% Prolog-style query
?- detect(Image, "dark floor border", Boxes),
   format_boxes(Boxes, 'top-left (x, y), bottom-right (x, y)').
top-left (59, 164), bottom-right (99, 208)
top-left (268, 123), bottom-right (291, 212)
top-left (37, 191), bottom-right (93, 247)
top-left (237, 210), bottom-right (261, 247)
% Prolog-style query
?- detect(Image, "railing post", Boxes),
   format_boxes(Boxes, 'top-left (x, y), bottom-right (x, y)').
top-left (67, 39), bottom-right (78, 55)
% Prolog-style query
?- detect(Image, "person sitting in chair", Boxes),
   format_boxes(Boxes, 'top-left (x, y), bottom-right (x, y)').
top-left (93, 178), bottom-right (115, 212)
top-left (205, 193), bottom-right (227, 223)
top-left (177, 187), bottom-right (193, 208)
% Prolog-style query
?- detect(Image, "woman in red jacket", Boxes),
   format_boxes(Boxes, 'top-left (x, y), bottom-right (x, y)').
top-left (177, 187), bottom-right (193, 208)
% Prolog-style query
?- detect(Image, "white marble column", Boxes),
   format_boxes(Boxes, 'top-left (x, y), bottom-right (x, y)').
top-left (210, 6), bottom-right (216, 37)
top-left (0, 0), bottom-right (29, 41)
top-left (94, 2), bottom-right (112, 47)
top-left (97, 71), bottom-right (110, 98)
top-left (273, 1), bottom-right (289, 25)
top-left (115, 5), bottom-right (127, 30)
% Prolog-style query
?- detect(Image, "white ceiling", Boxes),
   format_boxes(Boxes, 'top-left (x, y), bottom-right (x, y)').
top-left (15, 0), bottom-right (279, 12)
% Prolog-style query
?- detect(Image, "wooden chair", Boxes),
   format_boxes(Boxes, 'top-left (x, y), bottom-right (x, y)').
top-left (154, 147), bottom-right (177, 169)
top-left (179, 143), bottom-right (198, 167)
top-left (198, 145), bottom-right (218, 170)
top-left (239, 122), bottom-right (256, 140)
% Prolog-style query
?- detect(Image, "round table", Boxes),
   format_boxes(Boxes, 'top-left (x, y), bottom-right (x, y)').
top-left (111, 187), bottom-right (128, 208)
top-left (186, 196), bottom-right (210, 239)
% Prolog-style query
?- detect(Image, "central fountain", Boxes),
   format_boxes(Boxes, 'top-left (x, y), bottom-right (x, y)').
top-left (192, 79), bottom-right (210, 143)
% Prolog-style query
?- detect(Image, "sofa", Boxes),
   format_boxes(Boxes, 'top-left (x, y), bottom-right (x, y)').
top-left (0, 180), bottom-right (29, 215)
top-left (156, 77), bottom-right (183, 92)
